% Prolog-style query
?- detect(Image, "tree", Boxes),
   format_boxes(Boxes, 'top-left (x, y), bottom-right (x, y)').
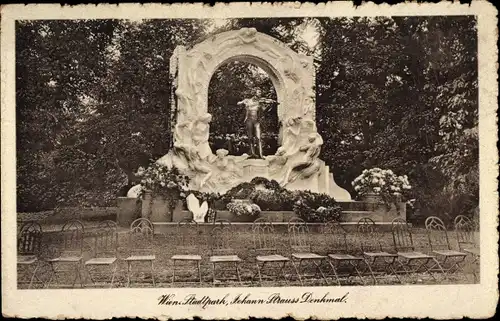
top-left (16, 20), bottom-right (118, 210)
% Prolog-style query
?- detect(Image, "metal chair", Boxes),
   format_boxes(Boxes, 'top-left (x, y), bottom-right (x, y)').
top-left (125, 218), bottom-right (156, 287)
top-left (454, 215), bottom-right (480, 258)
top-left (356, 217), bottom-right (400, 285)
top-left (454, 215), bottom-right (480, 282)
top-left (46, 220), bottom-right (85, 288)
top-left (251, 217), bottom-right (289, 286)
top-left (425, 216), bottom-right (467, 281)
top-left (17, 222), bottom-right (44, 288)
top-left (171, 218), bottom-right (202, 284)
top-left (209, 220), bottom-right (242, 285)
top-left (391, 218), bottom-right (442, 283)
top-left (287, 217), bottom-right (328, 285)
top-left (323, 220), bottom-right (365, 286)
top-left (84, 220), bottom-right (119, 288)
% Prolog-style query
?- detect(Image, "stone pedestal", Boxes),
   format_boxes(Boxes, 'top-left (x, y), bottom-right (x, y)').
top-left (141, 192), bottom-right (174, 222)
top-left (242, 159), bottom-right (269, 178)
top-left (117, 197), bottom-right (141, 227)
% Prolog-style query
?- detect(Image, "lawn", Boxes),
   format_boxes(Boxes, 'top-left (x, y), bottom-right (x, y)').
top-left (18, 221), bottom-right (479, 289)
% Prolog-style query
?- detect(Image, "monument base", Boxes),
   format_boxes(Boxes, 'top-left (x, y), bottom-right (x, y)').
top-left (156, 151), bottom-right (352, 201)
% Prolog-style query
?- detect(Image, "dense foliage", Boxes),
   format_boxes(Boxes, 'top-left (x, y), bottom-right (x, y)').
top-left (16, 17), bottom-right (478, 223)
top-left (216, 177), bottom-right (342, 222)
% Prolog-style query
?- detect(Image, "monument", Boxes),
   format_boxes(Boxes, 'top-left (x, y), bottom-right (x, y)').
top-left (150, 28), bottom-right (351, 200)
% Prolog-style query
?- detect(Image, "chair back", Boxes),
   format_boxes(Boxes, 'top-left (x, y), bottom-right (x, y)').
top-left (18, 222), bottom-right (43, 256)
top-left (252, 217), bottom-right (278, 254)
top-left (210, 219), bottom-right (233, 256)
top-left (322, 220), bottom-right (348, 253)
top-left (176, 218), bottom-right (200, 254)
top-left (391, 218), bottom-right (415, 252)
top-left (129, 218), bottom-right (154, 256)
top-left (425, 216), bottom-right (451, 251)
top-left (90, 220), bottom-right (118, 258)
top-left (59, 220), bottom-right (85, 257)
top-left (287, 217), bottom-right (311, 253)
top-left (357, 217), bottom-right (384, 253)
top-left (454, 215), bottom-right (478, 251)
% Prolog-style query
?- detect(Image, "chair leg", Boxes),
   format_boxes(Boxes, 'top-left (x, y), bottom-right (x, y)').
top-left (328, 260), bottom-right (341, 286)
top-left (171, 260), bottom-right (176, 284)
top-left (280, 261), bottom-right (288, 285)
top-left (46, 262), bottom-right (57, 288)
top-left (28, 263), bottom-right (40, 289)
top-left (151, 260), bottom-right (155, 287)
top-left (313, 259), bottom-right (328, 285)
top-left (85, 265), bottom-right (96, 286)
top-left (235, 262), bottom-right (242, 284)
top-left (197, 261), bottom-right (202, 284)
top-left (256, 262), bottom-right (263, 286)
top-left (291, 259), bottom-right (303, 286)
top-left (127, 261), bottom-right (132, 287)
top-left (351, 260), bottom-right (365, 285)
top-left (364, 258), bottom-right (377, 285)
top-left (212, 263), bottom-right (216, 285)
top-left (110, 264), bottom-right (117, 288)
top-left (71, 263), bottom-right (80, 288)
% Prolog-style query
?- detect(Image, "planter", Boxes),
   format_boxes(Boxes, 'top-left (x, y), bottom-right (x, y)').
top-left (142, 191), bottom-right (178, 222)
top-left (117, 197), bottom-right (141, 227)
top-left (214, 210), bottom-right (257, 223)
top-left (260, 211), bottom-right (298, 222)
top-left (360, 193), bottom-right (382, 203)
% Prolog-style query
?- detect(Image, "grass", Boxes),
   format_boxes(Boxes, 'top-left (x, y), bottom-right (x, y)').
top-left (18, 221), bottom-right (479, 289)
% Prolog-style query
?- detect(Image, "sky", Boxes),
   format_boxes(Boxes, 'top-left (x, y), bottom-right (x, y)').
top-left (207, 18), bottom-right (319, 50)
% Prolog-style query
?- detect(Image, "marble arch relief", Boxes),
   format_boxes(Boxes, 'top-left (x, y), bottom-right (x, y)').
top-left (157, 28), bottom-right (351, 200)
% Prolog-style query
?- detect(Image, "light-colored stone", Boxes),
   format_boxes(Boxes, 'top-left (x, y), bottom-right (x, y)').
top-left (186, 193), bottom-right (208, 223)
top-left (154, 27), bottom-right (351, 200)
top-left (126, 184), bottom-right (143, 198)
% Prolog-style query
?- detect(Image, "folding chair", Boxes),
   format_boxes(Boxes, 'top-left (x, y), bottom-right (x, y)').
top-left (125, 218), bottom-right (156, 287)
top-left (171, 218), bottom-right (202, 284)
top-left (323, 220), bottom-right (365, 286)
top-left (84, 220), bottom-right (119, 288)
top-left (209, 220), bottom-right (242, 285)
top-left (46, 220), bottom-right (85, 288)
top-left (287, 218), bottom-right (328, 285)
top-left (425, 216), bottom-right (467, 281)
top-left (454, 215), bottom-right (480, 282)
top-left (356, 217), bottom-right (400, 285)
top-left (391, 218), bottom-right (442, 283)
top-left (17, 222), bottom-right (44, 289)
top-left (251, 217), bottom-right (289, 286)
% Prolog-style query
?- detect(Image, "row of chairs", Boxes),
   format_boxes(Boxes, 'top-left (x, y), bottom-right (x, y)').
top-left (17, 214), bottom-right (479, 288)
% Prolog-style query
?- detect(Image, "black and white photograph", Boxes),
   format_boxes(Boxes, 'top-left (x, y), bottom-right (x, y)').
top-left (2, 2), bottom-right (498, 320)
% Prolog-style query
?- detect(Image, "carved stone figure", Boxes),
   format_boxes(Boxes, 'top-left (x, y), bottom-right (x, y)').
top-left (281, 116), bottom-right (303, 156)
top-left (266, 146), bottom-right (289, 179)
top-left (237, 89), bottom-right (275, 159)
top-left (191, 113), bottom-right (212, 160)
top-left (282, 133), bottom-right (323, 186)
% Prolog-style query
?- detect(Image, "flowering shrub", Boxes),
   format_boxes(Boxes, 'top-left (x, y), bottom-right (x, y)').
top-left (226, 201), bottom-right (261, 216)
top-left (250, 189), bottom-right (291, 211)
top-left (292, 191), bottom-right (342, 223)
top-left (352, 168), bottom-right (411, 195)
top-left (351, 168), bottom-right (411, 207)
top-left (138, 163), bottom-right (190, 212)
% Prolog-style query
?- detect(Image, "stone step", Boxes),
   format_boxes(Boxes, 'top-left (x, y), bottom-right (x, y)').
top-left (338, 201), bottom-right (378, 211)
